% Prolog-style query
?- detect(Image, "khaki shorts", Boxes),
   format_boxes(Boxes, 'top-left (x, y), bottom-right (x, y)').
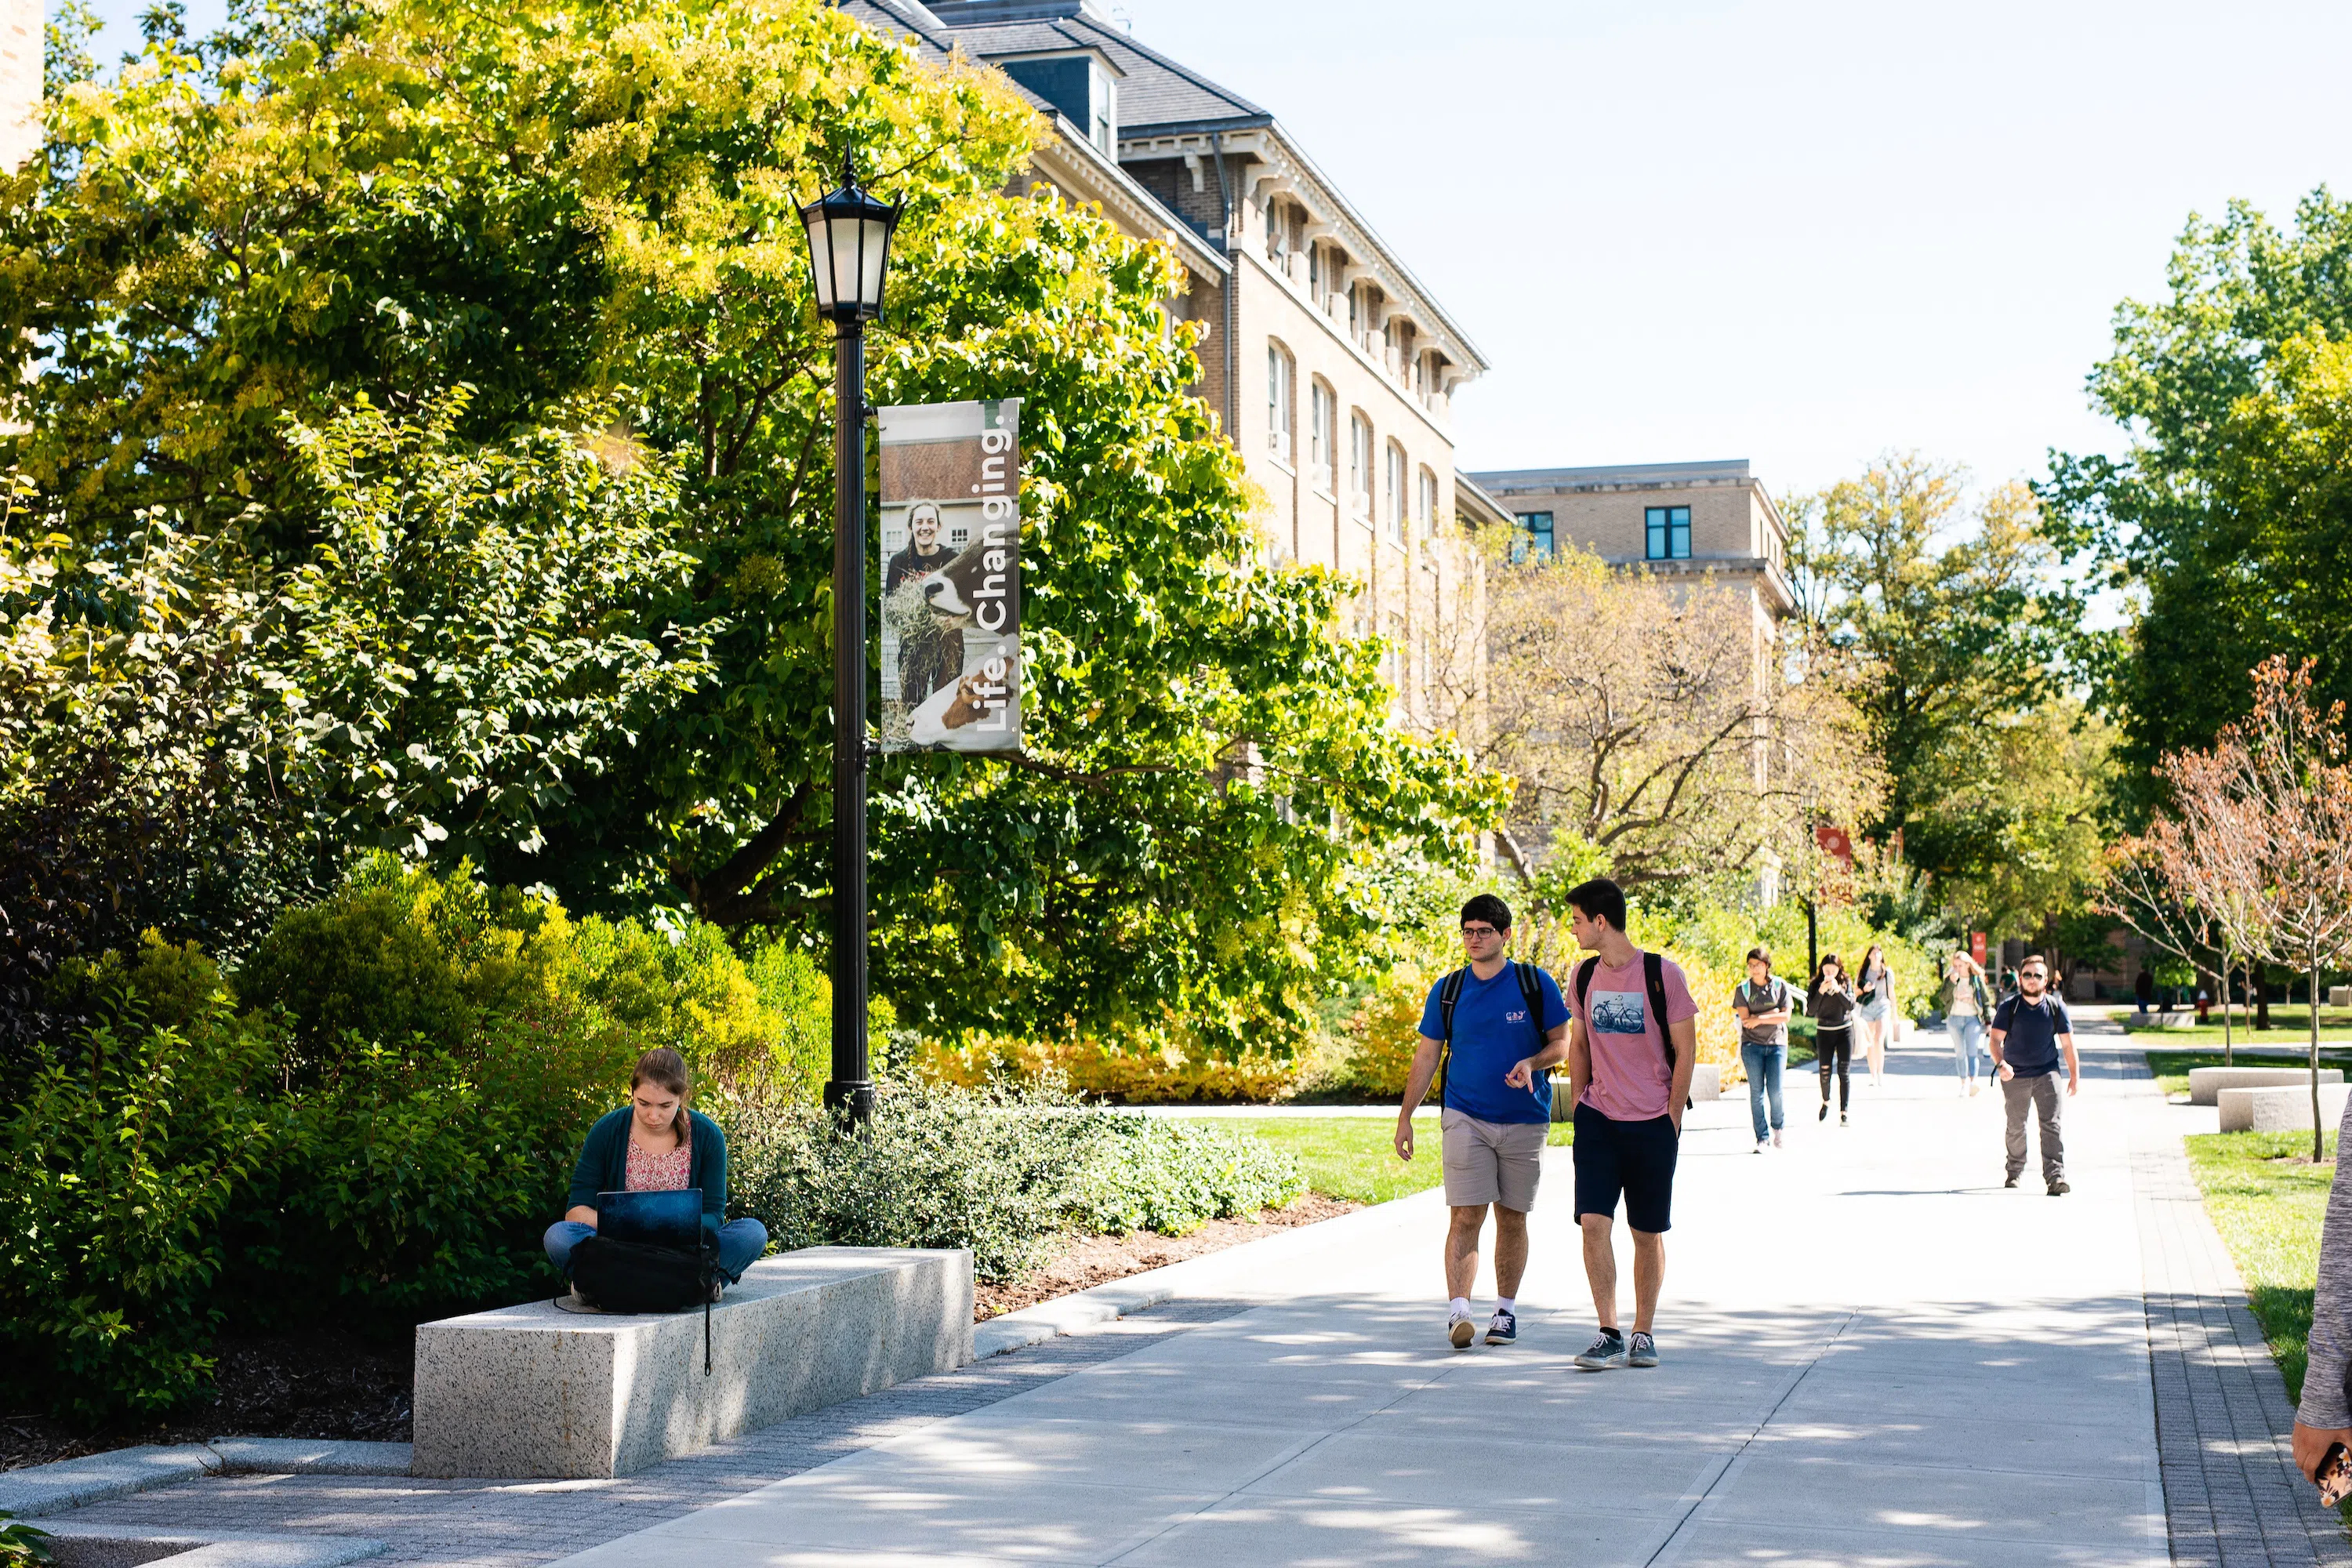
top-left (1440, 1109), bottom-right (1548, 1211)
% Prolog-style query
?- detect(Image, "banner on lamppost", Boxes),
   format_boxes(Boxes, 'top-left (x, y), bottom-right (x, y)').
top-left (877, 397), bottom-right (1022, 753)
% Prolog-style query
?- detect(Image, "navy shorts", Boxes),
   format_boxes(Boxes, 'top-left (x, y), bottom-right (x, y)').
top-left (1572, 1101), bottom-right (1679, 1233)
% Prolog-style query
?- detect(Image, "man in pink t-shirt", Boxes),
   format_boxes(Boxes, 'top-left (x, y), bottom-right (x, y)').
top-left (1559, 877), bottom-right (1696, 1370)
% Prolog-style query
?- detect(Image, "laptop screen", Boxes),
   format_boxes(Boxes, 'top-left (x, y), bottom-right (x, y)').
top-left (597, 1189), bottom-right (702, 1250)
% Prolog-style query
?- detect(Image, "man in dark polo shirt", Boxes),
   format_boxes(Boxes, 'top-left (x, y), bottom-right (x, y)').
top-left (1988, 954), bottom-right (2079, 1195)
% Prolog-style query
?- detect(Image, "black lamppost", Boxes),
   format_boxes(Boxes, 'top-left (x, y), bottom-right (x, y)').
top-left (799, 151), bottom-right (900, 1127)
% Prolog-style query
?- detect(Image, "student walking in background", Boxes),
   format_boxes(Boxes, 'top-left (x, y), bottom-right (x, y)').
top-left (1530, 877), bottom-right (1697, 1372)
top-left (1989, 954), bottom-right (2078, 1196)
top-left (1855, 944), bottom-right (1895, 1088)
top-left (1809, 955), bottom-right (1857, 1125)
top-left (1732, 947), bottom-right (1798, 1152)
top-left (1395, 893), bottom-right (1570, 1350)
top-left (1944, 950), bottom-right (1993, 1098)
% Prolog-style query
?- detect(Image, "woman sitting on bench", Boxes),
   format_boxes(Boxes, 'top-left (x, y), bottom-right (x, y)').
top-left (543, 1048), bottom-right (769, 1292)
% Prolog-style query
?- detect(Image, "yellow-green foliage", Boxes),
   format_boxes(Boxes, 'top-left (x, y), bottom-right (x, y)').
top-left (237, 855), bottom-right (831, 1104)
top-left (916, 1017), bottom-right (1311, 1104)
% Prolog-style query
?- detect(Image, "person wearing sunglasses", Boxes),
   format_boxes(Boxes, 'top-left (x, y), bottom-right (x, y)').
top-left (1987, 955), bottom-right (2078, 1196)
top-left (1395, 893), bottom-right (1569, 1352)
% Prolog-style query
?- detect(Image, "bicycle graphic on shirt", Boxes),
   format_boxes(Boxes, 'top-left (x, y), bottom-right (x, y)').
top-left (1591, 996), bottom-right (1648, 1035)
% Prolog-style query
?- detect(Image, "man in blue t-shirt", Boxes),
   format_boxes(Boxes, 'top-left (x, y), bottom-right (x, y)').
top-left (1989, 953), bottom-right (2079, 1196)
top-left (1395, 893), bottom-right (1569, 1351)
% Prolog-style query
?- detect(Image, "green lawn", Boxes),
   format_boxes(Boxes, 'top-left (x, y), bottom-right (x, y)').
top-left (2144, 1050), bottom-right (2352, 1100)
top-left (2125, 1006), bottom-right (2352, 1044)
top-left (1199, 1116), bottom-right (1570, 1206)
top-left (2183, 1130), bottom-right (2338, 1410)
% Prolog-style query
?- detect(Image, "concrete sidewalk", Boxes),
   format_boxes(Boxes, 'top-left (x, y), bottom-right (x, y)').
top-left (548, 1034), bottom-right (2183, 1567)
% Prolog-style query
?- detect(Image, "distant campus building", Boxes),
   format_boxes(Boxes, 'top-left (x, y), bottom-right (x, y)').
top-left (856, 0), bottom-right (1495, 737)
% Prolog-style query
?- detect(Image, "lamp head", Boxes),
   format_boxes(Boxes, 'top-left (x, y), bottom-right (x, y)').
top-left (800, 148), bottom-right (901, 325)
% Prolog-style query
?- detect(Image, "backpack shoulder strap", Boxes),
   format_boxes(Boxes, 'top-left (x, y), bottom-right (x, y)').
top-left (1437, 967), bottom-right (1468, 1041)
top-left (1513, 960), bottom-right (1546, 1049)
top-left (1644, 950), bottom-right (1676, 1072)
top-left (1574, 955), bottom-right (1600, 1014)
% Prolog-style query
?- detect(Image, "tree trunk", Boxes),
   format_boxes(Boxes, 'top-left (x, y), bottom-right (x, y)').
top-left (2220, 946), bottom-right (2234, 1066)
top-left (1803, 895), bottom-right (1818, 979)
top-left (2314, 945), bottom-right (2326, 1165)
top-left (2257, 968), bottom-right (2272, 1031)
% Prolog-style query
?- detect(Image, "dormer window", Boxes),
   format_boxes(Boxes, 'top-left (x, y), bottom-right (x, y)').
top-left (999, 50), bottom-right (1120, 156)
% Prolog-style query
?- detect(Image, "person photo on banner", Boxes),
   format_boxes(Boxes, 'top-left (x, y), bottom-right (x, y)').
top-left (884, 500), bottom-right (963, 706)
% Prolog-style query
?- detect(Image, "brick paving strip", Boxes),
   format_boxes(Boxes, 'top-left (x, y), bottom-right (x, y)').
top-left (2121, 1036), bottom-right (2352, 1566)
top-left (46, 1299), bottom-right (1249, 1568)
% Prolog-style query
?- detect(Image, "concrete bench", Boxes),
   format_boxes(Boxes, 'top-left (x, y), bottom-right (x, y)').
top-left (412, 1246), bottom-right (971, 1480)
top-left (2218, 1082), bottom-right (2351, 1134)
top-left (2189, 1066), bottom-right (2343, 1105)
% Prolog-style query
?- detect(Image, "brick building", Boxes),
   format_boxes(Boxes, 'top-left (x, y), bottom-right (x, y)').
top-left (851, 0), bottom-right (1494, 739)
top-left (1466, 457), bottom-right (1798, 677)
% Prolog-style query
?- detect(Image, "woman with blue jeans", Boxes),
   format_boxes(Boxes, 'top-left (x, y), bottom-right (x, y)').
top-left (545, 1047), bottom-right (769, 1298)
top-left (1733, 946), bottom-right (1798, 1152)
top-left (1943, 951), bottom-right (1992, 1096)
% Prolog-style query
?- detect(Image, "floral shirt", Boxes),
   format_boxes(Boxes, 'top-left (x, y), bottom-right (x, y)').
top-left (623, 1130), bottom-right (692, 1192)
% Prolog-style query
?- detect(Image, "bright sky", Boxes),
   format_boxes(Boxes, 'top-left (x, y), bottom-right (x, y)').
top-left (68, 0), bottom-right (2352, 501)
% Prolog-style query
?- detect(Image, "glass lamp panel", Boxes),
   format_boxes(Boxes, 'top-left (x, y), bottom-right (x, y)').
top-left (856, 216), bottom-right (893, 311)
top-left (804, 212), bottom-right (838, 310)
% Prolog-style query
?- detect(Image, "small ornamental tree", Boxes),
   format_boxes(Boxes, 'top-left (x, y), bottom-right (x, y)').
top-left (2172, 659), bottom-right (2352, 1157)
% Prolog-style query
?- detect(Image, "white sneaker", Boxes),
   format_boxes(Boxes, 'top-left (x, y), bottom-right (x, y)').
top-left (1754, 1138), bottom-right (1768, 1154)
top-left (1448, 1312), bottom-right (1475, 1350)
top-left (1772, 1129), bottom-right (1784, 1148)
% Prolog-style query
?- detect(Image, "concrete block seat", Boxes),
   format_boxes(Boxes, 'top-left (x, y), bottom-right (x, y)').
top-left (2217, 1081), bottom-right (2351, 1134)
top-left (2188, 1065), bottom-right (2343, 1105)
top-left (413, 1246), bottom-right (972, 1480)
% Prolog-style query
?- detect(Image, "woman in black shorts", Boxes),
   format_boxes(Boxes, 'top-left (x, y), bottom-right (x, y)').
top-left (1809, 954), bottom-right (1857, 1125)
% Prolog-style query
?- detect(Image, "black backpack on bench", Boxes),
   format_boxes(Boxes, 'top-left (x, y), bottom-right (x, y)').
top-left (564, 1232), bottom-right (721, 1375)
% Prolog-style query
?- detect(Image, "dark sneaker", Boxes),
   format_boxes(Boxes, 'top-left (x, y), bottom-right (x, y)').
top-left (1818, 1103), bottom-right (1828, 1121)
top-left (1485, 1309), bottom-right (1517, 1346)
top-left (2003, 1173), bottom-right (2020, 1189)
top-left (1628, 1330), bottom-right (1659, 1368)
top-left (2048, 1178), bottom-right (2071, 1196)
top-left (1839, 1112), bottom-right (1849, 1125)
top-left (1449, 1312), bottom-right (1475, 1350)
top-left (1573, 1329), bottom-right (1626, 1370)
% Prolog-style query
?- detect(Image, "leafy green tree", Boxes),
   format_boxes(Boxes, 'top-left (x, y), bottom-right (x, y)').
top-left (0, 0), bottom-right (1494, 1045)
top-left (1786, 455), bottom-right (2086, 915)
top-left (2042, 191), bottom-right (2352, 815)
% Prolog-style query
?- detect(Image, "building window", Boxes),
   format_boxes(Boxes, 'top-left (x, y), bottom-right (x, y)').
top-left (1417, 469), bottom-right (1439, 539)
top-left (1646, 505), bottom-right (1691, 560)
top-left (1267, 345), bottom-right (1292, 464)
top-left (1349, 414), bottom-right (1373, 518)
top-left (1308, 380), bottom-right (1335, 494)
top-left (1385, 444), bottom-right (1406, 543)
top-left (1515, 510), bottom-right (1555, 563)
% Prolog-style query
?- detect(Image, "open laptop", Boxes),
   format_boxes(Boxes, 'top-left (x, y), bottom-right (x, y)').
top-left (596, 1189), bottom-right (702, 1251)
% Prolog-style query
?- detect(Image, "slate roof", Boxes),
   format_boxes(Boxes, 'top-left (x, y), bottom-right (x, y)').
top-left (923, 4), bottom-right (1269, 135)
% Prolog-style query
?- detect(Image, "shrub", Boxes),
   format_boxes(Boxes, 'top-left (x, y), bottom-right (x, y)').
top-left (1076, 1119), bottom-right (1305, 1237)
top-left (915, 1020), bottom-right (1310, 1104)
top-left (727, 1080), bottom-right (1306, 1279)
top-left (728, 1080), bottom-right (1105, 1281)
top-left (0, 975), bottom-right (276, 1422)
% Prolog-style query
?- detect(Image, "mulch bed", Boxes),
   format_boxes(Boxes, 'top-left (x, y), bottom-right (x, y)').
top-left (3, 1199), bottom-right (1360, 1472)
top-left (1, 1329), bottom-right (414, 1474)
top-left (974, 1193), bottom-right (1360, 1320)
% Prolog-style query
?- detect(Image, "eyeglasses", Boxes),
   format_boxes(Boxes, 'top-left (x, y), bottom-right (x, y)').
top-left (1461, 924), bottom-right (1502, 939)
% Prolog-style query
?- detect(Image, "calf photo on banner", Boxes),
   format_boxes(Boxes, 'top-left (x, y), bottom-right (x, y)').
top-left (877, 397), bottom-right (1022, 753)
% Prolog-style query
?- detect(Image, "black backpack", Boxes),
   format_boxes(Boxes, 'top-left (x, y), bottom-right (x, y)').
top-left (564, 1232), bottom-right (720, 1375)
top-left (1573, 950), bottom-right (1678, 1072)
top-left (1433, 959), bottom-right (1552, 1099)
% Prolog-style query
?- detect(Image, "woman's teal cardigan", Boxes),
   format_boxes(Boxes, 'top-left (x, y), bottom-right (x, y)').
top-left (566, 1107), bottom-right (728, 1239)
